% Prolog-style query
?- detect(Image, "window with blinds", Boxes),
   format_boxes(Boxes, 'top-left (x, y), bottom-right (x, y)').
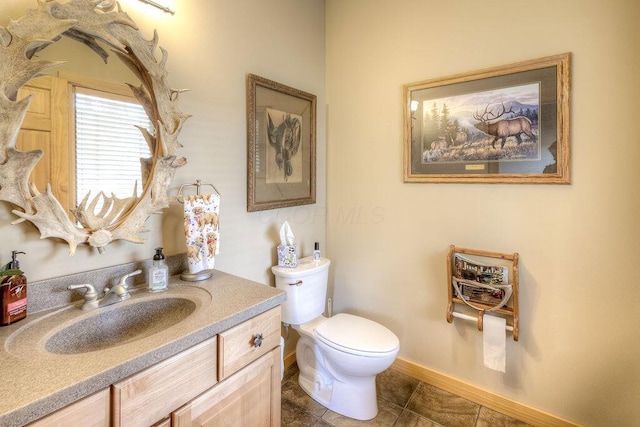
top-left (74, 87), bottom-right (151, 208)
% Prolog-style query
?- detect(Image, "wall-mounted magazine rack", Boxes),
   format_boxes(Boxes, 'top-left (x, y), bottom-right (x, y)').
top-left (446, 245), bottom-right (519, 341)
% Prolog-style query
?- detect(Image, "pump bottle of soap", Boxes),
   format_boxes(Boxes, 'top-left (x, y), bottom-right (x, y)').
top-left (148, 247), bottom-right (168, 292)
top-left (1, 251), bottom-right (27, 326)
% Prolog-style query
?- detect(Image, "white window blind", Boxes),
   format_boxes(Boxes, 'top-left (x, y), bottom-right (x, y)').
top-left (74, 88), bottom-right (151, 208)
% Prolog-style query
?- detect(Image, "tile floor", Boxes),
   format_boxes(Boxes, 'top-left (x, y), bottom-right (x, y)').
top-left (281, 364), bottom-right (532, 426)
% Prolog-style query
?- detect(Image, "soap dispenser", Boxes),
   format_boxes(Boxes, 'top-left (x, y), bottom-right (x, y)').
top-left (0, 251), bottom-right (27, 326)
top-left (148, 247), bottom-right (168, 292)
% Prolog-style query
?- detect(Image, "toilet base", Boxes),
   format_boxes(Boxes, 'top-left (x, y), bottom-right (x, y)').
top-left (299, 372), bottom-right (378, 420)
top-left (296, 336), bottom-right (379, 421)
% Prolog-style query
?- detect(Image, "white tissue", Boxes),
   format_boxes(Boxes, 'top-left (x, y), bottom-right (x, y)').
top-left (277, 221), bottom-right (298, 267)
top-left (279, 221), bottom-right (295, 245)
top-left (483, 315), bottom-right (506, 372)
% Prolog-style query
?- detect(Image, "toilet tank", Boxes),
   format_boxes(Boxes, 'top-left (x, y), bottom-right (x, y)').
top-left (272, 257), bottom-right (330, 325)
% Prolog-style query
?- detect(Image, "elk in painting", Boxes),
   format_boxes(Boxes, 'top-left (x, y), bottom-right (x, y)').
top-left (473, 103), bottom-right (536, 149)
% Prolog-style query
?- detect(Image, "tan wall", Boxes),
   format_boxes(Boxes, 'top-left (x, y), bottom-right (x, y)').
top-left (4, 1), bottom-right (640, 424)
top-left (0, 0), bottom-right (326, 288)
top-left (326, 1), bottom-right (639, 426)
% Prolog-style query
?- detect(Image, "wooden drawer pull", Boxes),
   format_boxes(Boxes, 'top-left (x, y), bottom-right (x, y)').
top-left (253, 333), bottom-right (263, 348)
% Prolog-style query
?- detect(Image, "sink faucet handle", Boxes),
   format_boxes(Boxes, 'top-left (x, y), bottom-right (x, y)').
top-left (118, 269), bottom-right (143, 288)
top-left (68, 283), bottom-right (97, 294)
top-left (68, 284), bottom-right (99, 302)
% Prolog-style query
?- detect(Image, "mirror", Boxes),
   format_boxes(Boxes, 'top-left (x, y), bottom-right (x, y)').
top-left (32, 35), bottom-right (151, 208)
top-left (0, 0), bottom-right (188, 254)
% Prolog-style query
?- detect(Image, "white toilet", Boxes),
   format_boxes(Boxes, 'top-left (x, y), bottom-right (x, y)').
top-left (272, 257), bottom-right (399, 420)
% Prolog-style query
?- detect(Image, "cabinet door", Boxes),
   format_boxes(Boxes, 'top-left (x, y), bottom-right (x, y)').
top-left (172, 347), bottom-right (281, 427)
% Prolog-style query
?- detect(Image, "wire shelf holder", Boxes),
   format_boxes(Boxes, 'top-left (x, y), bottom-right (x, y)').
top-left (446, 245), bottom-right (520, 341)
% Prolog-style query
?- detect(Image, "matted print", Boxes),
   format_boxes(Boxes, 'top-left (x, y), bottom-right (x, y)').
top-left (403, 53), bottom-right (570, 183)
top-left (247, 74), bottom-right (316, 211)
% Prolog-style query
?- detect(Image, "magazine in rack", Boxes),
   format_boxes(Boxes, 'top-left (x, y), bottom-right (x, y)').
top-left (452, 253), bottom-right (509, 306)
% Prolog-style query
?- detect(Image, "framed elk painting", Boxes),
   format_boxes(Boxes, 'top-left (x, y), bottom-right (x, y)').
top-left (247, 74), bottom-right (316, 211)
top-left (403, 53), bottom-right (571, 184)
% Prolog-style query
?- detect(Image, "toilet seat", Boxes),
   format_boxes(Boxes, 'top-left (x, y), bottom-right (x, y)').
top-left (315, 313), bottom-right (399, 357)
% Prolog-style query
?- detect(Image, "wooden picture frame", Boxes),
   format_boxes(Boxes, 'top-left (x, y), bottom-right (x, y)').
top-left (247, 74), bottom-right (317, 211)
top-left (403, 53), bottom-right (571, 184)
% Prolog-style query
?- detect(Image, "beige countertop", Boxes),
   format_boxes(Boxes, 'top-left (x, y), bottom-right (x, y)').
top-left (0, 270), bottom-right (285, 426)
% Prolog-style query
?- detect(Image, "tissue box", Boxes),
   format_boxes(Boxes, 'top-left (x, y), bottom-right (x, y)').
top-left (277, 244), bottom-right (298, 267)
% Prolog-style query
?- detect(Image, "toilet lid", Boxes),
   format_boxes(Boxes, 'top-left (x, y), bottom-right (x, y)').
top-left (315, 313), bottom-right (399, 355)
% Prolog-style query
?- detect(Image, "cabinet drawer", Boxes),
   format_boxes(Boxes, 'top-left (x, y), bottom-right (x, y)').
top-left (28, 388), bottom-right (109, 427)
top-left (112, 337), bottom-right (217, 427)
top-left (218, 307), bottom-right (281, 380)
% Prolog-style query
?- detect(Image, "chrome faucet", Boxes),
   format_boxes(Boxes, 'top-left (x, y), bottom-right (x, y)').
top-left (68, 270), bottom-right (142, 310)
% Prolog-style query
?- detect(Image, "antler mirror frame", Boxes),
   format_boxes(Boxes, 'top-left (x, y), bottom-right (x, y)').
top-left (0, 0), bottom-right (188, 254)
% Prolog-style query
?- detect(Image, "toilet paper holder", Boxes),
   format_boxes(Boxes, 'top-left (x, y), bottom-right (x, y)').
top-left (450, 310), bottom-right (515, 333)
top-left (446, 245), bottom-right (519, 341)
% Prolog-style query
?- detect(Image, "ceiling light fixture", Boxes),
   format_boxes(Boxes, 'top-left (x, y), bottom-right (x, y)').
top-left (138, 0), bottom-right (175, 15)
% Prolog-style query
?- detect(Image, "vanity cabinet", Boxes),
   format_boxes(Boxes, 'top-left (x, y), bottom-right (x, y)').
top-left (113, 307), bottom-right (281, 427)
top-left (31, 307), bottom-right (282, 427)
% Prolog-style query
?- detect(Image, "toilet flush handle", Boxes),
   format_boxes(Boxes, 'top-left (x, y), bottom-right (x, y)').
top-left (289, 280), bottom-right (303, 286)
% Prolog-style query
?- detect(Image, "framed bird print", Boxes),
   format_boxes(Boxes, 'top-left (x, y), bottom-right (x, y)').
top-left (247, 74), bottom-right (317, 211)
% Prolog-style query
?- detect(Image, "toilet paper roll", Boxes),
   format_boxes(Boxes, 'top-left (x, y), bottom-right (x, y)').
top-left (483, 314), bottom-right (506, 372)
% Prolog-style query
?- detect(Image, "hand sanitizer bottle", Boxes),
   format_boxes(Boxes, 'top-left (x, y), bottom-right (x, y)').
top-left (148, 248), bottom-right (168, 292)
